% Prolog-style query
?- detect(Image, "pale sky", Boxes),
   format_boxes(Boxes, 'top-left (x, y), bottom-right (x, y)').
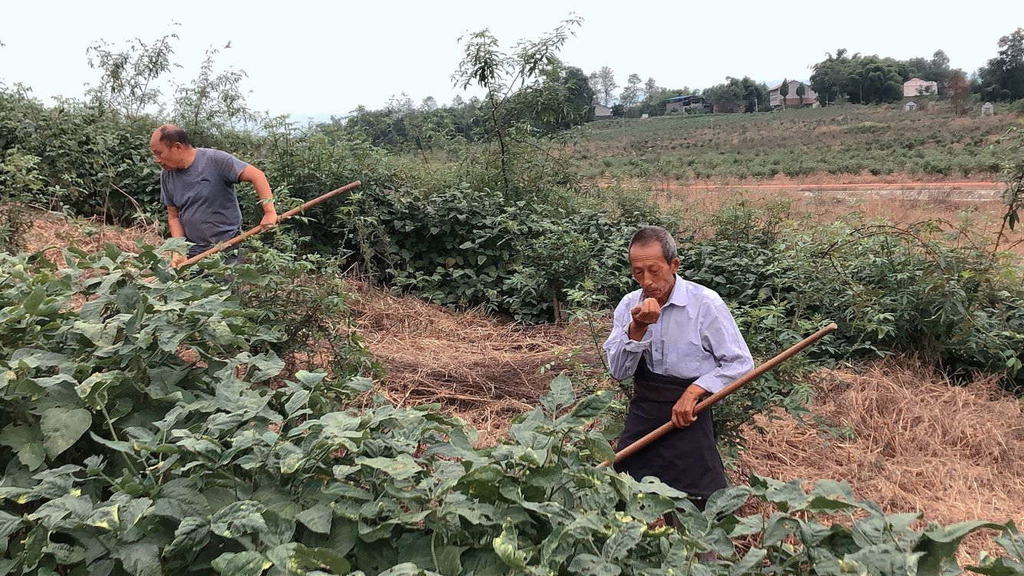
top-left (2, 0), bottom-right (1022, 119)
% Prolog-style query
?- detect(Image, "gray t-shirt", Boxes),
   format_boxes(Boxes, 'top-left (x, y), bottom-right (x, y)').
top-left (160, 148), bottom-right (248, 257)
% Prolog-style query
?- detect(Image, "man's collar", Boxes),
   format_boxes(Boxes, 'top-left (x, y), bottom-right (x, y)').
top-left (665, 275), bottom-right (689, 308)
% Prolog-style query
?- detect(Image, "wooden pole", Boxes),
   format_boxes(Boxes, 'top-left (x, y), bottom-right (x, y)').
top-left (175, 180), bottom-right (362, 269)
top-left (598, 322), bottom-right (838, 468)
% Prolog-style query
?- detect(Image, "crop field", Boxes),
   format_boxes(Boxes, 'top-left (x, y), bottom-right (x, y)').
top-left (572, 104), bottom-right (1019, 182)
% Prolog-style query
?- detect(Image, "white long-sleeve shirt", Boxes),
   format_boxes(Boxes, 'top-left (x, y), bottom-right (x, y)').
top-left (603, 276), bottom-right (754, 393)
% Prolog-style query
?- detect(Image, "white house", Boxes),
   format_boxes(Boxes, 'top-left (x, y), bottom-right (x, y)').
top-left (903, 78), bottom-right (938, 98)
top-left (593, 104), bottom-right (613, 119)
top-left (768, 80), bottom-right (818, 108)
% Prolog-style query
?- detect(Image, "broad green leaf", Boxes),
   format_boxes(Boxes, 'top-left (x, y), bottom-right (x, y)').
top-left (40, 407), bottom-right (92, 458)
top-left (358, 454), bottom-right (421, 480)
top-left (705, 486), bottom-right (753, 518)
top-left (266, 543), bottom-right (351, 575)
top-left (296, 504), bottom-right (332, 535)
top-left (492, 525), bottom-right (529, 570)
top-left (212, 551), bottom-right (271, 575)
top-left (43, 541), bottom-right (86, 565)
top-left (0, 423), bottom-right (46, 470)
top-left (89, 432), bottom-right (132, 454)
top-left (845, 544), bottom-right (922, 576)
top-left (85, 505), bottom-right (119, 531)
top-left (568, 554), bottom-right (621, 576)
top-left (152, 478), bottom-right (209, 519)
top-left (377, 563), bottom-right (443, 576)
top-left (284, 389), bottom-right (310, 417)
top-left (294, 370), bottom-right (326, 387)
top-left (0, 511), bottom-right (22, 539)
top-left (570, 390), bottom-right (612, 419)
top-left (163, 517), bottom-right (209, 558)
top-left (602, 521), bottom-right (644, 561)
top-left (916, 521), bottom-right (1007, 576)
top-left (113, 543), bottom-right (161, 576)
top-left (22, 287), bottom-right (46, 315)
top-left (211, 501), bottom-right (268, 538)
top-left (540, 374), bottom-right (575, 414)
top-left (730, 547), bottom-right (767, 576)
top-left (433, 545), bottom-right (465, 576)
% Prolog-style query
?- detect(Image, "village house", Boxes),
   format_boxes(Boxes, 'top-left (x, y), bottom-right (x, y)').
top-left (592, 103), bottom-right (613, 119)
top-left (768, 80), bottom-right (818, 108)
top-left (665, 94), bottom-right (709, 114)
top-left (903, 78), bottom-right (938, 97)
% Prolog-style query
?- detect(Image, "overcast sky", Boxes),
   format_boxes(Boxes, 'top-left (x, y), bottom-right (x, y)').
top-left (2, 0), bottom-right (1022, 119)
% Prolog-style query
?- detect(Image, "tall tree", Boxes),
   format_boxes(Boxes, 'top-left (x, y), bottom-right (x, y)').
top-left (779, 78), bottom-right (789, 109)
top-left (796, 83), bottom-right (806, 106)
top-left (172, 44), bottom-right (252, 135)
top-left (704, 77), bottom-right (767, 113)
top-left (619, 73), bottom-right (642, 108)
top-left (644, 77), bottom-right (657, 100)
top-left (86, 30), bottom-right (180, 119)
top-left (453, 16), bottom-right (583, 194)
top-left (513, 61), bottom-right (595, 132)
top-left (977, 28), bottom-right (1024, 101)
top-left (949, 70), bottom-right (970, 115)
top-left (593, 66), bottom-right (618, 106)
top-left (811, 51), bottom-right (905, 105)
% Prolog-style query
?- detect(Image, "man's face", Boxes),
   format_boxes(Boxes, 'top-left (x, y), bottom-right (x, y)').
top-left (149, 134), bottom-right (187, 170)
top-left (628, 242), bottom-right (680, 304)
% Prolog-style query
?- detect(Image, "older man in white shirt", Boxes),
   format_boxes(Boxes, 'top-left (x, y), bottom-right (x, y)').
top-left (604, 226), bottom-right (754, 510)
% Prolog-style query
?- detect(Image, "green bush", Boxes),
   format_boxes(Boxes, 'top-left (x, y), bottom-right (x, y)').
top-left (678, 203), bottom-right (1024, 390)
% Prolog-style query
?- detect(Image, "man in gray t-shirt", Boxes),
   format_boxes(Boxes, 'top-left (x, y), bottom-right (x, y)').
top-left (149, 124), bottom-right (278, 265)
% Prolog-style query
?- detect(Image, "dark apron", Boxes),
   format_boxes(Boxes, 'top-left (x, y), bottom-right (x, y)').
top-left (614, 357), bottom-right (727, 502)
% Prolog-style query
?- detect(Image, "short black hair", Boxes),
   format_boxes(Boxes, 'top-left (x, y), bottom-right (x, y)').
top-left (629, 226), bottom-right (678, 263)
top-left (156, 124), bottom-right (192, 147)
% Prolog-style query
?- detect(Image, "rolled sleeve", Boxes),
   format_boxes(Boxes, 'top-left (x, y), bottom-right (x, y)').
top-left (603, 294), bottom-right (650, 381)
top-left (693, 299), bottom-right (754, 394)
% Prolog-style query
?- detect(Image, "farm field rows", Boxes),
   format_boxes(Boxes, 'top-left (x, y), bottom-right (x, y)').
top-left (573, 105), bottom-right (1020, 181)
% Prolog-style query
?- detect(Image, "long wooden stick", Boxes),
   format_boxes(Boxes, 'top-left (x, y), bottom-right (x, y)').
top-left (598, 322), bottom-right (838, 468)
top-left (175, 180), bottom-right (362, 268)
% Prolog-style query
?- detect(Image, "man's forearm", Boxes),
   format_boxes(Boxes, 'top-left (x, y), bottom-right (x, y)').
top-left (253, 173), bottom-right (276, 215)
top-left (168, 217), bottom-right (185, 238)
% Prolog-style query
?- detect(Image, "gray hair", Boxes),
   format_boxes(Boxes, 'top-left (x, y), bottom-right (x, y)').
top-left (629, 226), bottom-right (678, 263)
top-left (155, 124), bottom-right (193, 147)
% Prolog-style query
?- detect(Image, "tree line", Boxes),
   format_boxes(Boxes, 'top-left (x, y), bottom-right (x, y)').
top-left (584, 26), bottom-right (1024, 118)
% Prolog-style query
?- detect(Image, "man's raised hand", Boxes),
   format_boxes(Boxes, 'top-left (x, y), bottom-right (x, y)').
top-left (631, 297), bottom-right (661, 327)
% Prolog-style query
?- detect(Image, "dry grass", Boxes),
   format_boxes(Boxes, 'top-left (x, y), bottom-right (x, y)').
top-left (629, 182), bottom-right (1024, 256)
top-left (23, 211), bottom-right (161, 264)
top-left (346, 280), bottom-right (599, 444)
top-left (738, 358), bottom-right (1024, 559)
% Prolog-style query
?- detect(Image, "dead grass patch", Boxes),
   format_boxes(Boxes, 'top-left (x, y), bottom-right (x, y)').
top-left (23, 210), bottom-right (161, 265)
top-left (738, 358), bottom-right (1024, 559)
top-left (346, 280), bottom-right (599, 444)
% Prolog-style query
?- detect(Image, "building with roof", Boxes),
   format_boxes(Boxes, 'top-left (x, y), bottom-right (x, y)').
top-left (903, 78), bottom-right (938, 98)
top-left (768, 80), bottom-right (818, 109)
top-left (665, 95), bottom-right (709, 114)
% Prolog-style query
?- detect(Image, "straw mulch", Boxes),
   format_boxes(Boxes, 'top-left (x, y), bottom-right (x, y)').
top-left (738, 358), bottom-right (1024, 559)
top-left (347, 281), bottom-right (598, 443)
top-left (23, 211), bottom-right (161, 264)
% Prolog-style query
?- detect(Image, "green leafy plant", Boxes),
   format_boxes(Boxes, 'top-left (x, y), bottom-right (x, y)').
top-left (1, 247), bottom-right (1021, 576)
